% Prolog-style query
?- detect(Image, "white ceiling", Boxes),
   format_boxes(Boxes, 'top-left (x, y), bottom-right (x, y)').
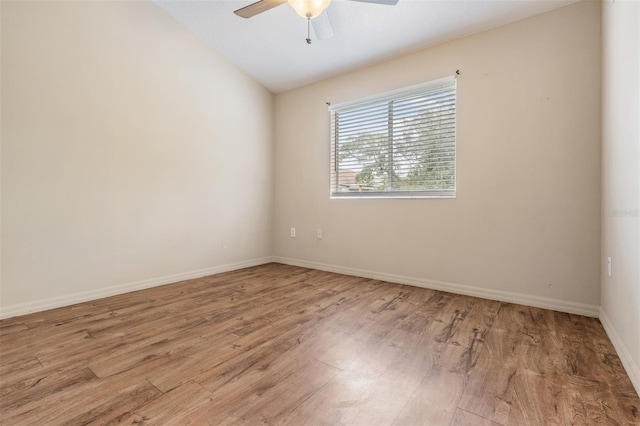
top-left (155, 0), bottom-right (580, 93)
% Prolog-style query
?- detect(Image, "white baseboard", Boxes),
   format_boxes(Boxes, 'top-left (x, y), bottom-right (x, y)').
top-left (599, 307), bottom-right (640, 397)
top-left (273, 256), bottom-right (600, 318)
top-left (0, 256), bottom-right (274, 320)
top-left (4, 255), bottom-right (635, 395)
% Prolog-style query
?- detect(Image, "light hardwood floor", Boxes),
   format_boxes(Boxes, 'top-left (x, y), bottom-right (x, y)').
top-left (0, 263), bottom-right (638, 425)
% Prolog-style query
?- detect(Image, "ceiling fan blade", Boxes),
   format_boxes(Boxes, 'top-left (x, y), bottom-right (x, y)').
top-left (312, 11), bottom-right (334, 40)
top-left (234, 0), bottom-right (288, 18)
top-left (347, 0), bottom-right (399, 5)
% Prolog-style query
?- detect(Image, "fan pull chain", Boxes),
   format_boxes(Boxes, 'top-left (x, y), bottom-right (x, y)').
top-left (306, 16), bottom-right (312, 44)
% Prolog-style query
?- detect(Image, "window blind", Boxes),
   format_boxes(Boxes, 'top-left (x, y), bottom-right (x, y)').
top-left (330, 76), bottom-right (456, 198)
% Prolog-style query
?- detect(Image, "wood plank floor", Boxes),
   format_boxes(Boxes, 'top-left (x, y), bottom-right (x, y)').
top-left (0, 263), bottom-right (638, 425)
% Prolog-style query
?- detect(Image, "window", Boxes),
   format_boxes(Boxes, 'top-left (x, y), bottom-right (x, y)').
top-left (329, 76), bottom-right (456, 198)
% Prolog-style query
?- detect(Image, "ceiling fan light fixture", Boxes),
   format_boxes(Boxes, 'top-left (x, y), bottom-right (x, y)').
top-left (287, 0), bottom-right (331, 19)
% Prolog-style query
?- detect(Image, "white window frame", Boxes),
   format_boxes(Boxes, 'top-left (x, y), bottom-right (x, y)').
top-left (329, 76), bottom-right (457, 199)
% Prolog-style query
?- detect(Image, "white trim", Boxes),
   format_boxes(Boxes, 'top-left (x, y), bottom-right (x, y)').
top-left (272, 256), bottom-right (600, 318)
top-left (0, 257), bottom-right (274, 320)
top-left (599, 307), bottom-right (640, 397)
top-left (6, 256), bottom-right (636, 394)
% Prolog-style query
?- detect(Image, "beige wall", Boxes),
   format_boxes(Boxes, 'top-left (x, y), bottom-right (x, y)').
top-left (0, 1), bottom-right (274, 315)
top-left (274, 1), bottom-right (602, 312)
top-left (601, 0), bottom-right (640, 394)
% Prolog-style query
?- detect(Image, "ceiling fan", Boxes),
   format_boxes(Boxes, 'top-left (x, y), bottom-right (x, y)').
top-left (234, 0), bottom-right (399, 44)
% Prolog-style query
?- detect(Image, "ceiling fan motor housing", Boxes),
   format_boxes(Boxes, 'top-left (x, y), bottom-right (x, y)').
top-left (288, 0), bottom-right (331, 19)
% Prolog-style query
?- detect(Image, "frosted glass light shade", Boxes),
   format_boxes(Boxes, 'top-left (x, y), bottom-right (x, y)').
top-left (288, 0), bottom-right (331, 19)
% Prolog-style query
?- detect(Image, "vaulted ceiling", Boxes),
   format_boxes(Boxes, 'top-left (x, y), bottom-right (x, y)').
top-left (155, 0), bottom-right (580, 93)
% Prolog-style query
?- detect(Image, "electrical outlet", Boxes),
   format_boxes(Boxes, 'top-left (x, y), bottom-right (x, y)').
top-left (290, 227), bottom-right (296, 238)
top-left (316, 229), bottom-right (323, 239)
top-left (607, 257), bottom-right (612, 277)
